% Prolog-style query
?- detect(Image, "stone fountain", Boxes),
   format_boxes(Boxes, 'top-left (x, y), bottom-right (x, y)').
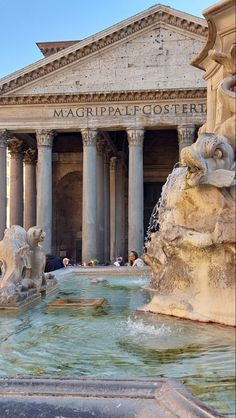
top-left (0, 225), bottom-right (57, 309)
top-left (143, 0), bottom-right (235, 326)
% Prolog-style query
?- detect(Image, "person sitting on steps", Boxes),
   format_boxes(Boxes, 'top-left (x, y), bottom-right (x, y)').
top-left (128, 250), bottom-right (146, 268)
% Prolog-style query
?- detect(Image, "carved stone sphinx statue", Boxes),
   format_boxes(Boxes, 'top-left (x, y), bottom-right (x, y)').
top-left (0, 225), bottom-right (57, 308)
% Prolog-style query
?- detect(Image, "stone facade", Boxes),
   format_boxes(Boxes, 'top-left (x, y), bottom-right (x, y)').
top-left (0, 4), bottom-right (208, 262)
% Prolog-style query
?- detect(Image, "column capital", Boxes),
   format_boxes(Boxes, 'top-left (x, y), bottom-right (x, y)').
top-left (110, 156), bottom-right (117, 171)
top-left (96, 139), bottom-right (106, 155)
top-left (177, 124), bottom-right (196, 145)
top-left (104, 152), bottom-right (111, 165)
top-left (7, 138), bottom-right (24, 157)
top-left (23, 148), bottom-right (37, 165)
top-left (81, 129), bottom-right (98, 146)
top-left (0, 129), bottom-right (11, 148)
top-left (127, 128), bottom-right (144, 146)
top-left (36, 129), bottom-right (56, 147)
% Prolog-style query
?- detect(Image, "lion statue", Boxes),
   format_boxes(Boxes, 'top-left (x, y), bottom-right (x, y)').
top-left (0, 225), bottom-right (49, 292)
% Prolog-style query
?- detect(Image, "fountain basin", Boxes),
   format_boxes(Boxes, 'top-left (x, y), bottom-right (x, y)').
top-left (0, 267), bottom-right (234, 416)
top-left (0, 376), bottom-right (224, 418)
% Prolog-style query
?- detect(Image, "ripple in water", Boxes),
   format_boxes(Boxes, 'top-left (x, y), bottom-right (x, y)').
top-left (125, 316), bottom-right (172, 337)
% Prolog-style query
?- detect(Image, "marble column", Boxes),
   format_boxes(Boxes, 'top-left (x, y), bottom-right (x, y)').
top-left (81, 129), bottom-right (98, 263)
top-left (115, 158), bottom-right (126, 259)
top-left (127, 128), bottom-right (144, 257)
top-left (104, 152), bottom-right (110, 264)
top-left (23, 148), bottom-right (37, 230)
top-left (177, 124), bottom-right (196, 158)
top-left (110, 156), bottom-right (117, 262)
top-left (0, 130), bottom-right (9, 239)
top-left (8, 138), bottom-right (24, 227)
top-left (36, 129), bottom-right (55, 254)
top-left (96, 140), bottom-right (105, 263)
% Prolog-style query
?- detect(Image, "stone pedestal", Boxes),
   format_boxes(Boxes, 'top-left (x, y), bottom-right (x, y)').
top-left (81, 129), bottom-right (97, 263)
top-left (127, 128), bottom-right (144, 257)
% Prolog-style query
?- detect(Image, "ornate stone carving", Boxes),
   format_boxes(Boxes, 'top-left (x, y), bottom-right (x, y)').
top-left (208, 45), bottom-right (236, 149)
top-left (110, 156), bottom-right (117, 171)
top-left (127, 128), bottom-right (144, 146)
top-left (144, 23), bottom-right (235, 326)
top-left (7, 138), bottom-right (23, 157)
top-left (208, 44), bottom-right (236, 76)
top-left (36, 129), bottom-right (55, 147)
top-left (144, 131), bottom-right (235, 325)
top-left (0, 88), bottom-right (207, 105)
top-left (0, 7), bottom-right (207, 96)
top-left (104, 151), bottom-right (112, 165)
top-left (0, 225), bottom-right (57, 307)
top-left (0, 130), bottom-right (11, 148)
top-left (96, 140), bottom-right (105, 154)
top-left (177, 124), bottom-right (196, 147)
top-left (181, 132), bottom-right (235, 188)
top-left (81, 129), bottom-right (97, 147)
top-left (23, 148), bottom-right (37, 164)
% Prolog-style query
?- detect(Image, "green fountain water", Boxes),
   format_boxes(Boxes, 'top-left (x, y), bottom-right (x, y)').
top-left (0, 272), bottom-right (235, 417)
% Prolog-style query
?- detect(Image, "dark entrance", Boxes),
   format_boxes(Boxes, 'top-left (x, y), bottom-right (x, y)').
top-left (144, 182), bottom-right (165, 238)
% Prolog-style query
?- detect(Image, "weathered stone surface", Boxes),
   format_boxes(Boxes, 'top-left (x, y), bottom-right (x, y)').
top-left (10, 26), bottom-right (206, 96)
top-left (0, 377), bottom-right (223, 418)
top-left (0, 5), bottom-right (207, 131)
top-left (144, 0), bottom-right (236, 326)
top-left (0, 225), bottom-right (57, 309)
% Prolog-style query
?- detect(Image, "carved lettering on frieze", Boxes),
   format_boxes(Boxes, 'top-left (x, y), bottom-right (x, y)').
top-left (53, 102), bottom-right (206, 119)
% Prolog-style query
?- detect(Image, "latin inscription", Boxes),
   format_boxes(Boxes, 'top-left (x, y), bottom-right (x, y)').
top-left (53, 103), bottom-right (206, 118)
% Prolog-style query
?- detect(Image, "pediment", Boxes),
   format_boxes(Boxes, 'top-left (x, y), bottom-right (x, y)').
top-left (0, 4), bottom-right (207, 97)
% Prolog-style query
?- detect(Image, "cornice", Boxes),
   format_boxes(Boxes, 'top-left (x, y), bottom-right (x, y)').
top-left (36, 41), bottom-right (79, 57)
top-left (0, 89), bottom-right (207, 105)
top-left (0, 8), bottom-right (207, 96)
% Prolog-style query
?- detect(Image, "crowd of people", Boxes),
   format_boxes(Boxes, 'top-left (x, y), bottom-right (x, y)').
top-left (44, 250), bottom-right (146, 273)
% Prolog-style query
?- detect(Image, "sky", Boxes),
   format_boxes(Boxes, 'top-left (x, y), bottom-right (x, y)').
top-left (0, 0), bottom-right (214, 79)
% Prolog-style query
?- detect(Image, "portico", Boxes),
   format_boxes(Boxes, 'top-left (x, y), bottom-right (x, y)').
top-left (0, 4), bottom-right (208, 262)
